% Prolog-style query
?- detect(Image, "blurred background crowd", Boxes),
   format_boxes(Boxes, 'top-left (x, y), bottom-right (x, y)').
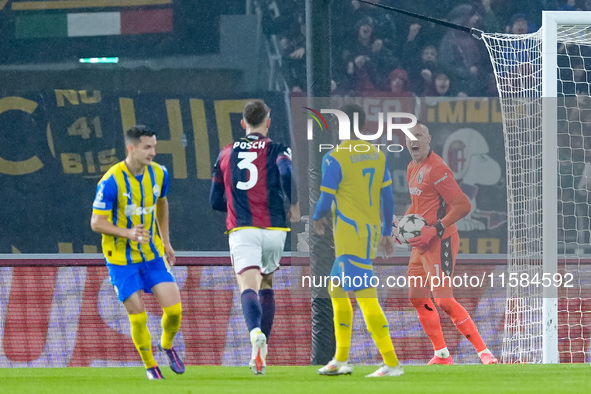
top-left (259, 0), bottom-right (591, 98)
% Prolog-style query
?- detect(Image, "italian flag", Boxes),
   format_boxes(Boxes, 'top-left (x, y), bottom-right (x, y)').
top-left (16, 8), bottom-right (173, 38)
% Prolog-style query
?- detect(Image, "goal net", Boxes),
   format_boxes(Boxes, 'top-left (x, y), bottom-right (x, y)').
top-left (482, 12), bottom-right (591, 363)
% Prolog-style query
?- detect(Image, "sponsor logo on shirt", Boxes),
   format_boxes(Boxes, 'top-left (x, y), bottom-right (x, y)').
top-left (409, 187), bottom-right (423, 196)
top-left (434, 173), bottom-right (449, 185)
top-left (124, 204), bottom-right (156, 217)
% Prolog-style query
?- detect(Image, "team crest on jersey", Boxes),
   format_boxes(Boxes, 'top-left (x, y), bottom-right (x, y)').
top-left (153, 184), bottom-right (160, 197)
top-left (417, 172), bottom-right (424, 184)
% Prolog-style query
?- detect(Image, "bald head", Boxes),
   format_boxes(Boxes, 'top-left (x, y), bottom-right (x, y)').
top-left (406, 122), bottom-right (432, 164)
top-left (409, 122), bottom-right (430, 138)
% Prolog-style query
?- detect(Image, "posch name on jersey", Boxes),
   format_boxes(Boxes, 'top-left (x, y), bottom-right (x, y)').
top-left (233, 141), bottom-right (266, 150)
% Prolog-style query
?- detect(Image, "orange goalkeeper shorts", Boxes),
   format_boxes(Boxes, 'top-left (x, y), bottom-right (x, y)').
top-left (406, 231), bottom-right (460, 289)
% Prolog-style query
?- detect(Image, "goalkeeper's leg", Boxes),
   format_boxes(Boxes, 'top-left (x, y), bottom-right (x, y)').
top-left (433, 288), bottom-right (498, 364)
top-left (409, 285), bottom-right (452, 364)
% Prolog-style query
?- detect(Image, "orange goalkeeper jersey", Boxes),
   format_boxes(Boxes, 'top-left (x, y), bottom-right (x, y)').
top-left (406, 151), bottom-right (465, 239)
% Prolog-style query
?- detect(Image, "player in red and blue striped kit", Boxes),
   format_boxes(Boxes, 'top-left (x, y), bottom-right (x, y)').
top-left (210, 100), bottom-right (300, 375)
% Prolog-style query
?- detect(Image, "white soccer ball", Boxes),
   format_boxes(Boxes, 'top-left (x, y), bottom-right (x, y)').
top-left (395, 214), bottom-right (428, 244)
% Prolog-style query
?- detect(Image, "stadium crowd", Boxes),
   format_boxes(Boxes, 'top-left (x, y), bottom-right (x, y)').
top-left (259, 0), bottom-right (589, 97)
top-left (258, 0), bottom-right (591, 246)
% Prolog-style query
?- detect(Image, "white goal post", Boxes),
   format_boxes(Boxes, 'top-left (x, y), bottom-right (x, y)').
top-left (482, 11), bottom-right (591, 364)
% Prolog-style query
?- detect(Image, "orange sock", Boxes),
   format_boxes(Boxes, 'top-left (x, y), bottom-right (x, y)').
top-left (435, 297), bottom-right (486, 353)
top-left (411, 297), bottom-right (446, 351)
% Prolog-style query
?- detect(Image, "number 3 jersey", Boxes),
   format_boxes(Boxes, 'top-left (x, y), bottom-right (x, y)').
top-left (210, 132), bottom-right (298, 232)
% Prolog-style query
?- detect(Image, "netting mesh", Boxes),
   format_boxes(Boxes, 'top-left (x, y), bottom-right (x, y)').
top-left (482, 23), bottom-right (591, 363)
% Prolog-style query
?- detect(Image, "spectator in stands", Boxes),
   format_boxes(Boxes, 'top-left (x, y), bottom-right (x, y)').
top-left (558, 0), bottom-right (577, 11)
top-left (347, 0), bottom-right (402, 56)
top-left (505, 13), bottom-right (537, 34)
top-left (438, 4), bottom-right (491, 96)
top-left (400, 21), bottom-right (431, 82)
top-left (385, 68), bottom-right (414, 98)
top-left (340, 16), bottom-right (397, 93)
top-left (279, 21), bottom-right (306, 93)
top-left (260, 0), bottom-right (303, 37)
top-left (407, 45), bottom-right (439, 96)
top-left (423, 70), bottom-right (465, 97)
top-left (492, 0), bottom-right (549, 29)
top-left (479, 0), bottom-right (502, 33)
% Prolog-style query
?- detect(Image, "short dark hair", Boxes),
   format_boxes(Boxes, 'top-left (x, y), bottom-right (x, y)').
top-left (125, 125), bottom-right (156, 145)
top-left (340, 103), bottom-right (366, 131)
top-left (243, 100), bottom-right (270, 127)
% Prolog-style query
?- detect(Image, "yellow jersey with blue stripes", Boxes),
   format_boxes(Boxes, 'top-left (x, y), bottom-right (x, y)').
top-left (92, 161), bottom-right (169, 265)
top-left (319, 140), bottom-right (392, 259)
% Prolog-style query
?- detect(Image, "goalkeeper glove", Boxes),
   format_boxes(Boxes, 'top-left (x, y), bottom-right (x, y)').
top-left (409, 220), bottom-right (445, 248)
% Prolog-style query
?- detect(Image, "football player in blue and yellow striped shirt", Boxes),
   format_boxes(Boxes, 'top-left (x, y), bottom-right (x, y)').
top-left (313, 104), bottom-right (403, 378)
top-left (91, 125), bottom-right (184, 380)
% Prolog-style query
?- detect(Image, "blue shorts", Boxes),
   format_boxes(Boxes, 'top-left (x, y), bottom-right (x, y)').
top-left (107, 256), bottom-right (175, 302)
top-left (330, 254), bottom-right (375, 292)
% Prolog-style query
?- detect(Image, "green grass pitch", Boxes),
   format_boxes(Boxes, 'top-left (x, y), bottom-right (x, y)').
top-left (1, 364), bottom-right (589, 393)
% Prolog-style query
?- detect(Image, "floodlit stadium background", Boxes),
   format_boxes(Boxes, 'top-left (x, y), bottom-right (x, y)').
top-left (1, 0), bottom-right (591, 367)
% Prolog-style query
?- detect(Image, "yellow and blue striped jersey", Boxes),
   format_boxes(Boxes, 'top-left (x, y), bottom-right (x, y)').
top-left (92, 161), bottom-right (169, 265)
top-left (314, 140), bottom-right (392, 259)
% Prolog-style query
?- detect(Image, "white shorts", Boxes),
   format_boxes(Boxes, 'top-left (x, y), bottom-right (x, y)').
top-left (228, 228), bottom-right (287, 275)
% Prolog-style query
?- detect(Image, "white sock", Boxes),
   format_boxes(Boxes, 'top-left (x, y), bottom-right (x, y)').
top-left (478, 348), bottom-right (492, 357)
top-left (435, 347), bottom-right (450, 358)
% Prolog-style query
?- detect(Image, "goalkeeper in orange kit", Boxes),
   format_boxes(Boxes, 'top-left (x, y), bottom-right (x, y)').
top-left (397, 122), bottom-right (498, 365)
